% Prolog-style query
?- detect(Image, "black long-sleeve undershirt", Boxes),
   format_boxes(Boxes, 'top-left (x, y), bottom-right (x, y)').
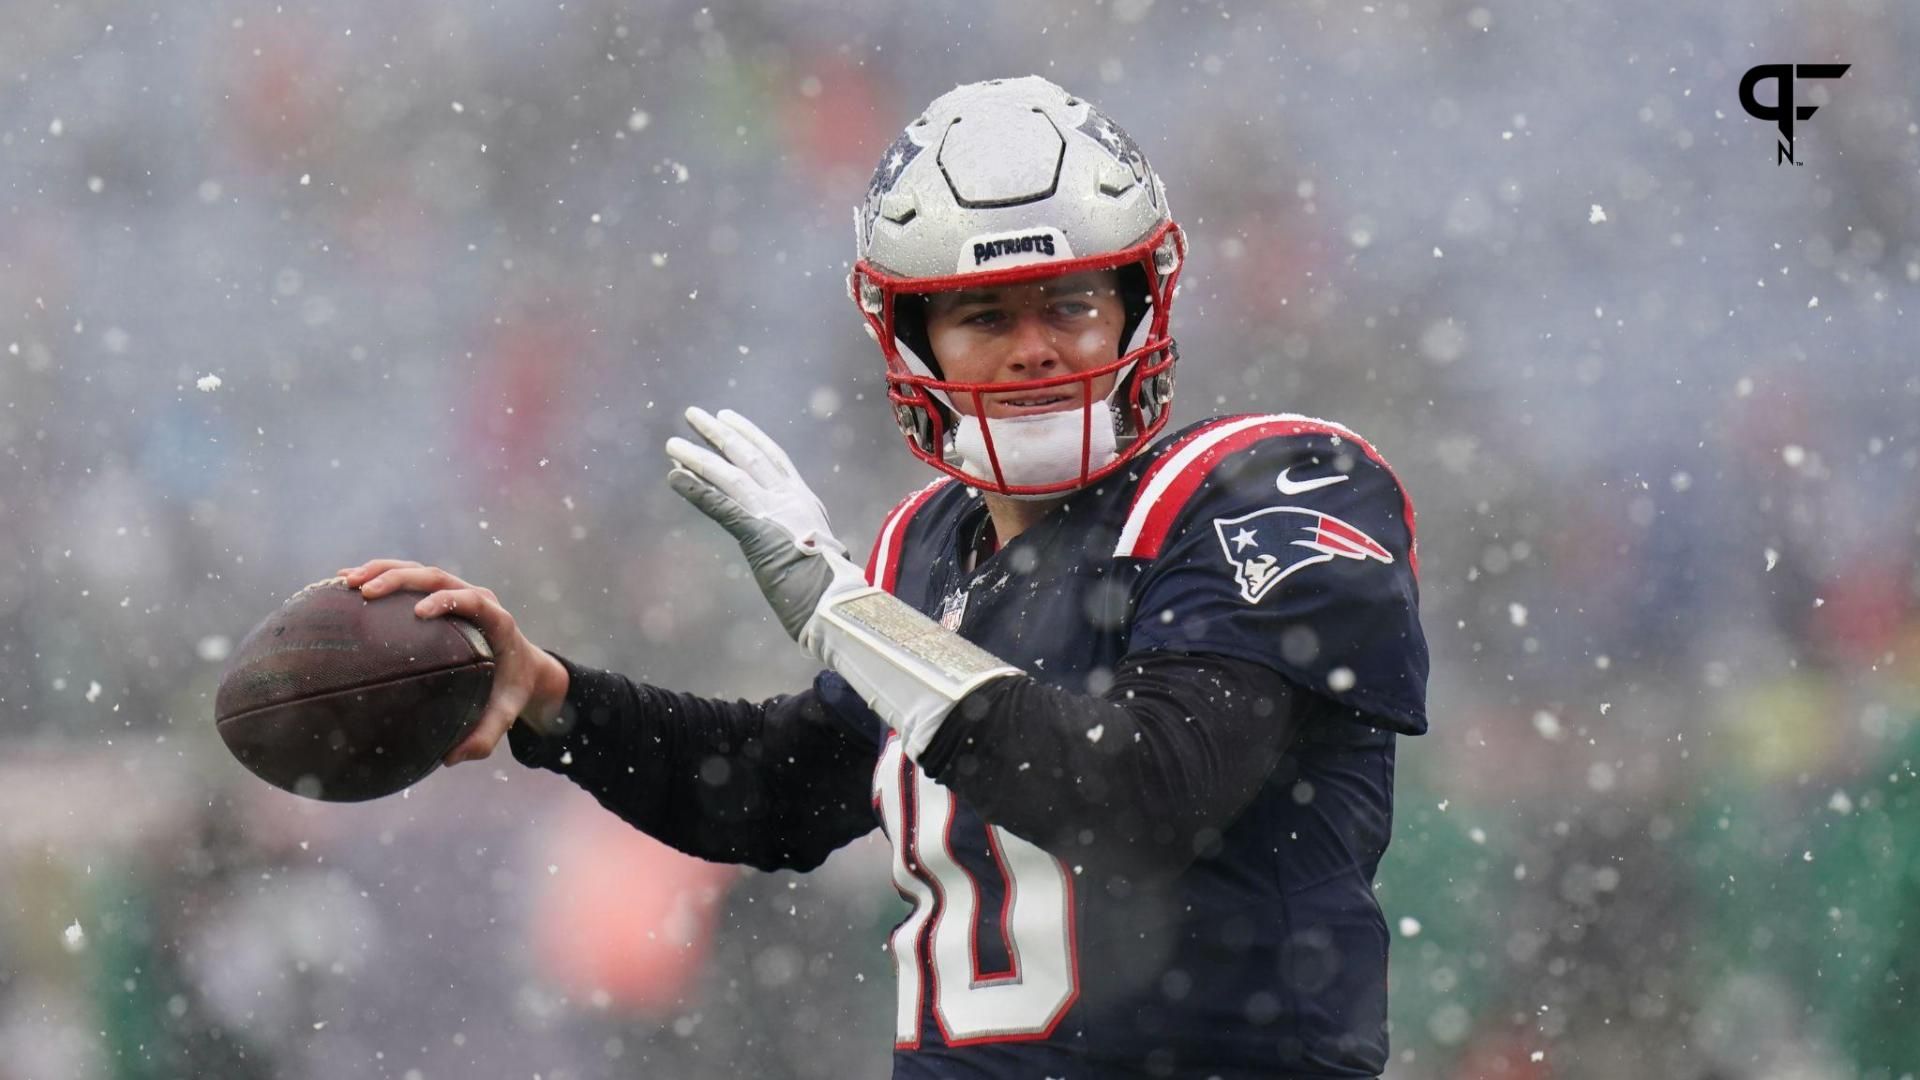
top-left (921, 651), bottom-right (1304, 882)
top-left (508, 650), bottom-right (1309, 879)
top-left (506, 657), bottom-right (878, 872)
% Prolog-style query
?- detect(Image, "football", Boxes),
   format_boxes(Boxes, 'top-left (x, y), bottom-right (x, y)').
top-left (214, 577), bottom-right (495, 802)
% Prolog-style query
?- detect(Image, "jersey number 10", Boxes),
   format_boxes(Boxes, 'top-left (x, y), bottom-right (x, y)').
top-left (872, 736), bottom-right (1080, 1046)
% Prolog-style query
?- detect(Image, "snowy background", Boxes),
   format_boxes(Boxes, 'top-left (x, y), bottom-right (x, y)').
top-left (2, 1), bottom-right (1917, 1077)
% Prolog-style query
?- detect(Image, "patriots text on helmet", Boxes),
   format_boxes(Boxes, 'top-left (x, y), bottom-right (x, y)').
top-left (973, 233), bottom-right (1058, 266)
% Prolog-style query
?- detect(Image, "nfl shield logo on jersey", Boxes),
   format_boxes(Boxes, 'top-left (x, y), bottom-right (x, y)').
top-left (1213, 506), bottom-right (1394, 604)
top-left (938, 588), bottom-right (970, 631)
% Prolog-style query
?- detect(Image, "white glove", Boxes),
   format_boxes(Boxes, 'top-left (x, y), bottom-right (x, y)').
top-left (665, 406), bottom-right (867, 640)
top-left (667, 407), bottom-right (1020, 759)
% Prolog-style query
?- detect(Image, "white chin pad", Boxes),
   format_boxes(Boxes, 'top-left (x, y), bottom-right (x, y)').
top-left (953, 402), bottom-right (1119, 493)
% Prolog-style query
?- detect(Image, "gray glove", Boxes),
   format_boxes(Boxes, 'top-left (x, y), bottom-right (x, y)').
top-left (668, 406), bottom-right (1021, 760)
top-left (665, 407), bottom-right (869, 642)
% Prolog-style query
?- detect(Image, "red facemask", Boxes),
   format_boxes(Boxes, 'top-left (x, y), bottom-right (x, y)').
top-left (851, 220), bottom-right (1185, 497)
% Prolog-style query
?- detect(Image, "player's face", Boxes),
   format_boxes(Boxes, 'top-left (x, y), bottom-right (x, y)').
top-left (923, 269), bottom-right (1127, 419)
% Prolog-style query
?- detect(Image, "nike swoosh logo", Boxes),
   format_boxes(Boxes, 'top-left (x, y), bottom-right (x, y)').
top-left (1275, 468), bottom-right (1349, 496)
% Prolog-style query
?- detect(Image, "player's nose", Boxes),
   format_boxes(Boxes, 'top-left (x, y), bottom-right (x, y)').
top-left (1002, 314), bottom-right (1062, 375)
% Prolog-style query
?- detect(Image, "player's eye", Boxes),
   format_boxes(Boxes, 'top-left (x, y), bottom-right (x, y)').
top-left (960, 308), bottom-right (1007, 328)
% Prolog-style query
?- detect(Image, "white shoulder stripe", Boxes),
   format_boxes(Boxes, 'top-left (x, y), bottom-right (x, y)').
top-left (868, 478), bottom-right (948, 587)
top-left (869, 501), bottom-right (915, 587)
top-left (1111, 412), bottom-right (1361, 559)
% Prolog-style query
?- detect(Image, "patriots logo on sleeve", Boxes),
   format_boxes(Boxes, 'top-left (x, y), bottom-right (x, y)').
top-left (1121, 414), bottom-right (1429, 736)
top-left (1212, 506), bottom-right (1394, 604)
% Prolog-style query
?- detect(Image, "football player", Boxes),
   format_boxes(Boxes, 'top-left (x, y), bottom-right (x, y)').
top-left (343, 75), bottom-right (1427, 1078)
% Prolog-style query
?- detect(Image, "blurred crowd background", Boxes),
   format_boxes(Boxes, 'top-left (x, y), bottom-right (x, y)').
top-left (2, 1), bottom-right (1917, 1077)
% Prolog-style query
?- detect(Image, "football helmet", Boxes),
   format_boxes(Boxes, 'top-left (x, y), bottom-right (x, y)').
top-left (850, 76), bottom-right (1184, 497)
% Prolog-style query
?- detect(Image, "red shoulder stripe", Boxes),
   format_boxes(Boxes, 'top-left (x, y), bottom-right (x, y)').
top-left (1113, 413), bottom-right (1418, 576)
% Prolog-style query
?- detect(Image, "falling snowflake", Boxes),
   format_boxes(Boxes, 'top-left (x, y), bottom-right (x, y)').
top-left (196, 373), bottom-right (222, 392)
top-left (1589, 204), bottom-right (1607, 224)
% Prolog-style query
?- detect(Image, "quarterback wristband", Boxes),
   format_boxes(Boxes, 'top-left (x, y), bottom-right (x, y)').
top-left (804, 586), bottom-right (1022, 760)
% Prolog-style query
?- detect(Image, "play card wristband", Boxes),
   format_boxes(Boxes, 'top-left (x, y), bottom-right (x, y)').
top-left (802, 581), bottom-right (1023, 761)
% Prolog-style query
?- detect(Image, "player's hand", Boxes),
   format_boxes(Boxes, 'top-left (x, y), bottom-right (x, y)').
top-left (336, 559), bottom-right (570, 766)
top-left (665, 407), bottom-right (869, 644)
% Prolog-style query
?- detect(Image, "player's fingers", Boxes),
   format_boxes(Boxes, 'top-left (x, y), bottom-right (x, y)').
top-left (446, 668), bottom-right (536, 765)
top-left (338, 558), bottom-right (411, 581)
top-left (339, 558), bottom-right (424, 586)
top-left (415, 587), bottom-right (515, 646)
top-left (665, 435), bottom-right (758, 503)
top-left (361, 565), bottom-right (475, 600)
top-left (684, 406), bottom-right (782, 486)
top-left (352, 563), bottom-right (440, 594)
top-left (716, 409), bottom-right (800, 478)
top-left (444, 701), bottom-right (516, 765)
top-left (668, 466), bottom-right (758, 536)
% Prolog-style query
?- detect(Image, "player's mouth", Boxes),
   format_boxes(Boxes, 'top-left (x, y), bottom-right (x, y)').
top-left (987, 393), bottom-right (1078, 417)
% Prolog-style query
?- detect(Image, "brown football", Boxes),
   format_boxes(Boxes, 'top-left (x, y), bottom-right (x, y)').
top-left (215, 577), bottom-right (494, 802)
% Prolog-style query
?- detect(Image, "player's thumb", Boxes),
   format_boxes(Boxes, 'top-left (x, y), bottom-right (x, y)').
top-left (447, 685), bottom-right (528, 766)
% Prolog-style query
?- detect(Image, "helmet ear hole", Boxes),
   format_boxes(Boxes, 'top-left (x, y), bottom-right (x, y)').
top-left (893, 395), bottom-right (937, 455)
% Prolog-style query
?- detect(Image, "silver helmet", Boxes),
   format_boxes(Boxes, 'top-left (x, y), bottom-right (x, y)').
top-left (850, 76), bottom-right (1184, 496)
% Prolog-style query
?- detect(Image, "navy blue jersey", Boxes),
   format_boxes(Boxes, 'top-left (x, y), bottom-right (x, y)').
top-left (829, 413), bottom-right (1427, 1078)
